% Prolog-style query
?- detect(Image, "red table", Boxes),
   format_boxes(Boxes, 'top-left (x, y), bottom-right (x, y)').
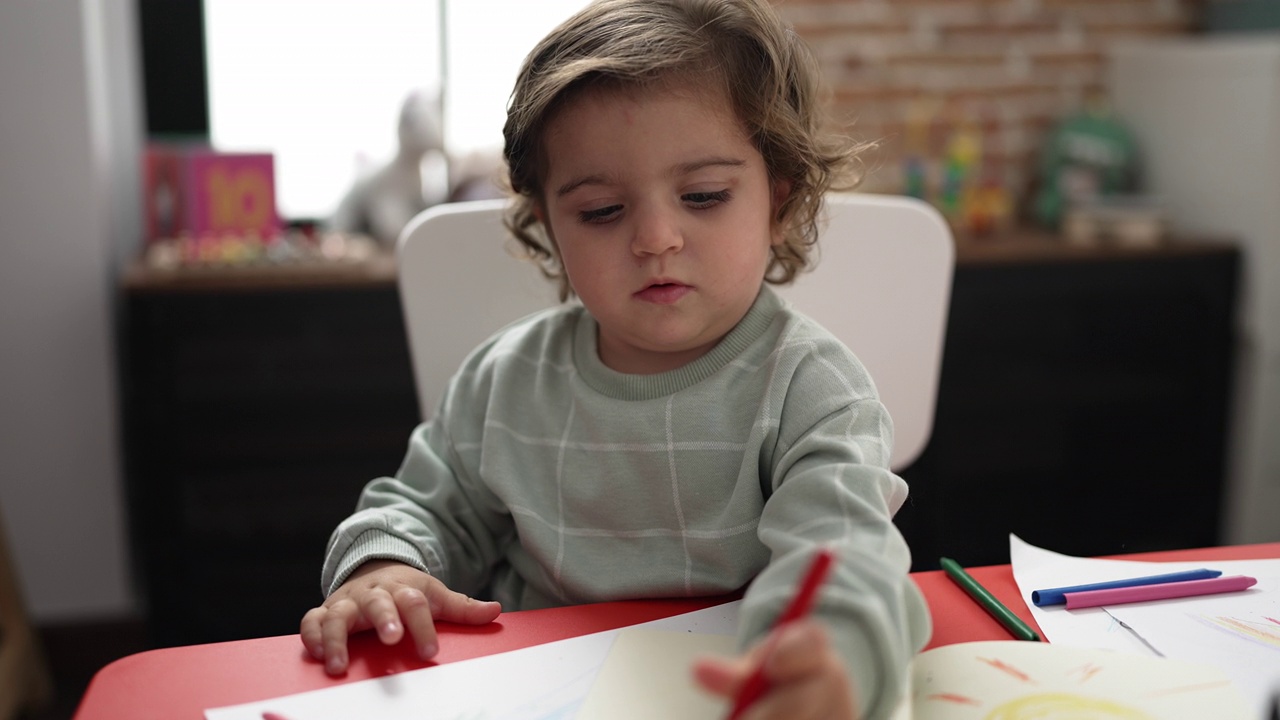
top-left (73, 543), bottom-right (1280, 719)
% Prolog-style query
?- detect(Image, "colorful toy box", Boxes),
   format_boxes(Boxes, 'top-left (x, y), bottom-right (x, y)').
top-left (143, 143), bottom-right (280, 242)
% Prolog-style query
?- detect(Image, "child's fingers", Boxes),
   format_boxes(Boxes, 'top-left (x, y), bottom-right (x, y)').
top-left (393, 586), bottom-right (441, 659)
top-left (424, 581), bottom-right (503, 625)
top-left (750, 622), bottom-right (856, 720)
top-left (317, 597), bottom-right (362, 676)
top-left (693, 622), bottom-right (855, 719)
top-left (691, 653), bottom-right (753, 696)
top-left (761, 621), bottom-right (829, 681)
top-left (737, 674), bottom-right (836, 720)
top-left (358, 589), bottom-right (406, 645)
top-left (299, 567), bottom-right (500, 675)
top-left (692, 632), bottom-right (779, 699)
top-left (299, 606), bottom-right (328, 660)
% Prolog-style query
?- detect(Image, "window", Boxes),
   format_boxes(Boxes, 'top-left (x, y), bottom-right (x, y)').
top-left (205, 0), bottom-right (442, 220)
top-left (203, 1), bottom-right (588, 222)
top-left (442, 1), bottom-right (589, 156)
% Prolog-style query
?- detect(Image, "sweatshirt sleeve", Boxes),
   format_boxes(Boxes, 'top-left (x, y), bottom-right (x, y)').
top-left (320, 366), bottom-right (516, 599)
top-left (739, 353), bottom-right (932, 720)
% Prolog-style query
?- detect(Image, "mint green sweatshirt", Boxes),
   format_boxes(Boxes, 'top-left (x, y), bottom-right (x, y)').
top-left (322, 286), bottom-right (930, 719)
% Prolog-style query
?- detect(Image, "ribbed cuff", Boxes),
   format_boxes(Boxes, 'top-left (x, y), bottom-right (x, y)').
top-left (326, 531), bottom-right (431, 597)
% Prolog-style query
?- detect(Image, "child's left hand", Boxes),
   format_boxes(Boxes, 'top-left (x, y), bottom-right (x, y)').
top-left (692, 619), bottom-right (859, 720)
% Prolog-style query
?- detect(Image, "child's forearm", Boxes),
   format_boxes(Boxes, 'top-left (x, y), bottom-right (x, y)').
top-left (321, 422), bottom-right (510, 598)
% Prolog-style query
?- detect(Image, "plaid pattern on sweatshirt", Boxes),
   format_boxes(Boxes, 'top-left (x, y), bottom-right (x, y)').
top-left (322, 286), bottom-right (929, 720)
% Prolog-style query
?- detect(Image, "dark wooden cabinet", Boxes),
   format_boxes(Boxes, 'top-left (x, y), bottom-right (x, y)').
top-left (120, 258), bottom-right (421, 647)
top-left (896, 238), bottom-right (1240, 570)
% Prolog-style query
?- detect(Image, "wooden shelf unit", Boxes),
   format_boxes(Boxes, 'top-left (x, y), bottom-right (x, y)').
top-left (120, 254), bottom-right (420, 647)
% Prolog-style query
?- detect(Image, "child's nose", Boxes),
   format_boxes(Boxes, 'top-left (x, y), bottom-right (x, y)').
top-left (630, 206), bottom-right (684, 256)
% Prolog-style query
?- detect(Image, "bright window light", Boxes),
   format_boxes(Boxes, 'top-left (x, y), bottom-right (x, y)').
top-left (205, 1), bottom-right (589, 222)
top-left (205, 0), bottom-right (442, 221)
top-left (443, 1), bottom-right (589, 157)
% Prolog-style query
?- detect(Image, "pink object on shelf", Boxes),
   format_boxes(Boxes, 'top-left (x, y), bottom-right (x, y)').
top-left (142, 143), bottom-right (279, 242)
top-left (185, 150), bottom-right (279, 238)
top-left (1063, 575), bottom-right (1258, 610)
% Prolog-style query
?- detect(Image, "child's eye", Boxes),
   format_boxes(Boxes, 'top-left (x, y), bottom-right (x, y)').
top-left (684, 190), bottom-right (731, 208)
top-left (578, 204), bottom-right (622, 224)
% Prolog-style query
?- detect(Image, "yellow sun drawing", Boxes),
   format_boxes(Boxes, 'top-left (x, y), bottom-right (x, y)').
top-left (909, 641), bottom-right (1250, 720)
top-left (983, 692), bottom-right (1151, 720)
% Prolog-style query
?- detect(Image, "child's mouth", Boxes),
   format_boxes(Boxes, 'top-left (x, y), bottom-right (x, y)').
top-left (635, 282), bottom-right (691, 305)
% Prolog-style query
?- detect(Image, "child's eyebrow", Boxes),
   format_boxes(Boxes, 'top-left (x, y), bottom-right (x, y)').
top-left (555, 174), bottom-right (610, 198)
top-left (674, 156), bottom-right (746, 176)
top-left (555, 156), bottom-right (746, 198)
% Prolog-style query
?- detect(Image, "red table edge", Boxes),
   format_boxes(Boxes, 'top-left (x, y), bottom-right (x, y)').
top-left (72, 542), bottom-right (1280, 719)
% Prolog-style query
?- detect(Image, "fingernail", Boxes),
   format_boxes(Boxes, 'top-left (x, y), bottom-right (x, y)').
top-left (382, 621), bottom-right (400, 636)
top-left (421, 641), bottom-right (438, 659)
top-left (326, 655), bottom-right (344, 674)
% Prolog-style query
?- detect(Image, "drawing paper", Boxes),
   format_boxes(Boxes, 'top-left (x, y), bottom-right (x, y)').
top-left (576, 629), bottom-right (736, 720)
top-left (204, 602), bottom-right (740, 720)
top-left (1010, 534), bottom-right (1280, 717)
top-left (892, 640), bottom-right (1251, 720)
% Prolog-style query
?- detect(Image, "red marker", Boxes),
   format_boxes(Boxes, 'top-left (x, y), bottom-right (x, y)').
top-left (727, 548), bottom-right (836, 719)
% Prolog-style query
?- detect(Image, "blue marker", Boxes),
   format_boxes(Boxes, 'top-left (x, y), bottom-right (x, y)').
top-left (1031, 568), bottom-right (1223, 607)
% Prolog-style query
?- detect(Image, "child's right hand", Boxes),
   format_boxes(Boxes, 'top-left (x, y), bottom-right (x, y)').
top-left (299, 559), bottom-right (502, 676)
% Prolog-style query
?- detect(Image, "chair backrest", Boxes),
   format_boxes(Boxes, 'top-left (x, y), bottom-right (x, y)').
top-left (397, 193), bottom-right (953, 470)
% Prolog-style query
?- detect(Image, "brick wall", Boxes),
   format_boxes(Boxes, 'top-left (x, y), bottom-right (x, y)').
top-left (775, 0), bottom-right (1198, 233)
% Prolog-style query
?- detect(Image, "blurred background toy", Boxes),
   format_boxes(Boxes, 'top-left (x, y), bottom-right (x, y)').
top-left (902, 97), bottom-right (1012, 239)
top-left (329, 89), bottom-right (449, 249)
top-left (1032, 96), bottom-right (1140, 230)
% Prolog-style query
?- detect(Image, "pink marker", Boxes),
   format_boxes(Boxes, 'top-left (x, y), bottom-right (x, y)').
top-left (1064, 575), bottom-right (1257, 609)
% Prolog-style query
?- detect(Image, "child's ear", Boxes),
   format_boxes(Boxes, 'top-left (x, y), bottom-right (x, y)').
top-left (770, 178), bottom-right (793, 245)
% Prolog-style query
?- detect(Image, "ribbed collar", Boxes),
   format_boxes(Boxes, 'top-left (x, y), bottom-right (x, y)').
top-left (573, 286), bottom-right (783, 400)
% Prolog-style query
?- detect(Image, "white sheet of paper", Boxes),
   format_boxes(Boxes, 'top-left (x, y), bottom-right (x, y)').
top-left (1009, 535), bottom-right (1275, 652)
top-left (897, 640), bottom-right (1252, 720)
top-left (1106, 575), bottom-right (1280, 718)
top-left (575, 629), bottom-right (737, 720)
top-left (1008, 534), bottom-right (1280, 717)
top-left (204, 601), bottom-right (740, 720)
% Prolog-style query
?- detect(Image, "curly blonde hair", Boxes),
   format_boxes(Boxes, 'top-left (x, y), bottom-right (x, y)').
top-left (502, 0), bottom-right (867, 301)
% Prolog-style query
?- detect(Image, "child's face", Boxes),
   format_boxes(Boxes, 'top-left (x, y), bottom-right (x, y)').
top-left (538, 81), bottom-right (784, 375)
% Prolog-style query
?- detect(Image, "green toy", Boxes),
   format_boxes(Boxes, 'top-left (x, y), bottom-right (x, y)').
top-left (1033, 104), bottom-right (1140, 229)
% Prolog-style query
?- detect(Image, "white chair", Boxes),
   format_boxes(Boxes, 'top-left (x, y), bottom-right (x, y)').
top-left (397, 193), bottom-right (953, 470)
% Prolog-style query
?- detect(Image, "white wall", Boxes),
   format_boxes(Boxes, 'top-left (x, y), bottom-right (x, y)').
top-left (0, 0), bottom-right (140, 621)
top-left (1110, 38), bottom-right (1280, 546)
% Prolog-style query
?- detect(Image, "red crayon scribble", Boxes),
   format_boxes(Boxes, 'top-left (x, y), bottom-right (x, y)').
top-left (1068, 661), bottom-right (1103, 683)
top-left (978, 657), bottom-right (1035, 683)
top-left (1264, 616), bottom-right (1280, 626)
top-left (926, 693), bottom-right (983, 706)
top-left (1145, 680), bottom-right (1234, 698)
